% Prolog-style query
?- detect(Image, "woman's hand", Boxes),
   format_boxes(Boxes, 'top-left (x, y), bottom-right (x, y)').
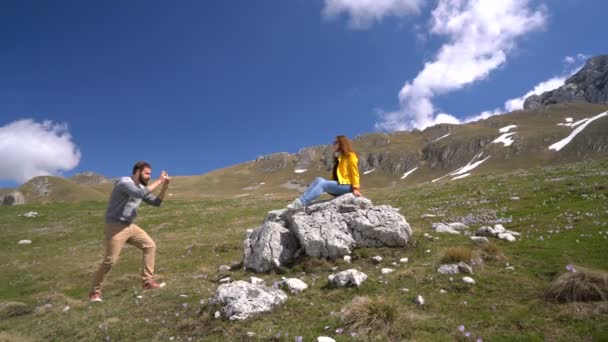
top-left (353, 188), bottom-right (362, 197)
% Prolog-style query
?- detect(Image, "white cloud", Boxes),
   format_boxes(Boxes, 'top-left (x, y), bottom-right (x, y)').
top-left (322, 0), bottom-right (423, 29)
top-left (465, 53), bottom-right (588, 121)
top-left (0, 119), bottom-right (81, 183)
top-left (375, 0), bottom-right (547, 131)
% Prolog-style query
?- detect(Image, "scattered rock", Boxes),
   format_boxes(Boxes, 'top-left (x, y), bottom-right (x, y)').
top-left (437, 264), bottom-right (460, 275)
top-left (218, 265), bottom-right (231, 272)
top-left (399, 257), bottom-right (409, 263)
top-left (317, 337), bottom-right (335, 342)
top-left (475, 224), bottom-right (519, 241)
top-left (250, 277), bottom-right (265, 285)
top-left (18, 240), bottom-right (32, 245)
top-left (433, 222), bottom-right (469, 234)
top-left (371, 256), bottom-right (383, 264)
top-left (328, 269), bottom-right (368, 287)
top-left (413, 295), bottom-right (425, 306)
top-left (381, 268), bottom-right (394, 275)
top-left (462, 277), bottom-right (475, 284)
top-left (470, 236), bottom-right (489, 245)
top-left (23, 211), bottom-right (38, 218)
top-left (343, 255), bottom-right (352, 263)
top-left (280, 277), bottom-right (308, 294)
top-left (211, 281), bottom-right (288, 320)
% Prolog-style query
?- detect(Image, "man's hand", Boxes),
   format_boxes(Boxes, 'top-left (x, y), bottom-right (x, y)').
top-left (160, 171), bottom-right (171, 185)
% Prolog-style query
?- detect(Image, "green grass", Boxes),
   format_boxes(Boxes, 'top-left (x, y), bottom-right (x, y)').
top-left (1, 160), bottom-right (608, 341)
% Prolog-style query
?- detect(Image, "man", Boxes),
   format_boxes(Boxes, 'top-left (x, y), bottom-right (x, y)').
top-left (89, 161), bottom-right (171, 302)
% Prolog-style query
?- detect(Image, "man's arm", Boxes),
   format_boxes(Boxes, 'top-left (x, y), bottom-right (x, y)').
top-left (143, 172), bottom-right (171, 207)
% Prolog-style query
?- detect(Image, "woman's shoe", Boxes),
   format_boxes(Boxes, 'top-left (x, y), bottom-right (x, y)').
top-left (286, 198), bottom-right (304, 210)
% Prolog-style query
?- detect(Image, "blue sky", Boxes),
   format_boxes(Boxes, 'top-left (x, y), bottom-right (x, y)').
top-left (0, 0), bottom-right (606, 186)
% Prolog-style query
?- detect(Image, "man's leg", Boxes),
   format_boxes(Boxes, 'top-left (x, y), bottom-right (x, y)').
top-left (126, 224), bottom-right (157, 285)
top-left (90, 223), bottom-right (131, 294)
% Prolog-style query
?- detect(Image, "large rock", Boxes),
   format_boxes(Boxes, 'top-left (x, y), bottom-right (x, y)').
top-left (242, 194), bottom-right (412, 272)
top-left (1, 191), bottom-right (25, 206)
top-left (290, 194), bottom-right (412, 258)
top-left (210, 280), bottom-right (288, 320)
top-left (243, 216), bottom-right (300, 273)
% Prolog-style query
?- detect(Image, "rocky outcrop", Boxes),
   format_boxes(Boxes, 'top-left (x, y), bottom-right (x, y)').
top-left (1, 191), bottom-right (25, 205)
top-left (524, 55), bottom-right (608, 109)
top-left (242, 194), bottom-right (412, 273)
top-left (70, 172), bottom-right (110, 185)
top-left (255, 152), bottom-right (292, 172)
top-left (295, 147), bottom-right (318, 170)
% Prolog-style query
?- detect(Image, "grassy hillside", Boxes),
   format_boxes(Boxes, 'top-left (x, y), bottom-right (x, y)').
top-left (18, 176), bottom-right (107, 204)
top-left (1, 160), bottom-right (607, 341)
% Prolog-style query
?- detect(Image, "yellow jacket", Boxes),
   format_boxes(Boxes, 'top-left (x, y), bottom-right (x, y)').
top-left (334, 152), bottom-right (360, 189)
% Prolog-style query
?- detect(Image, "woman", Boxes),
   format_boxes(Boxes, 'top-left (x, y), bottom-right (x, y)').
top-left (287, 135), bottom-right (362, 209)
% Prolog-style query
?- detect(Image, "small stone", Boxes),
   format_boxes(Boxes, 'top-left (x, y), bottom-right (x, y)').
top-left (439, 289), bottom-right (447, 294)
top-left (381, 268), bottom-right (394, 274)
top-left (371, 256), bottom-right (383, 264)
top-left (218, 265), bottom-right (231, 272)
top-left (250, 277), bottom-right (264, 285)
top-left (401, 288), bottom-right (410, 293)
top-left (425, 249), bottom-right (431, 254)
top-left (413, 295), bottom-right (425, 306)
top-left (18, 240), bottom-right (32, 244)
top-left (214, 311), bottom-right (221, 318)
top-left (343, 255), bottom-right (351, 263)
top-left (246, 332), bottom-right (256, 337)
top-left (462, 277), bottom-right (475, 284)
top-left (399, 258), bottom-right (408, 263)
top-left (317, 337), bottom-right (335, 342)
top-left (62, 306), bottom-right (70, 312)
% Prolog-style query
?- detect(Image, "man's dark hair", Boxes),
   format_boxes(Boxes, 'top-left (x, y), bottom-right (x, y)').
top-left (132, 161), bottom-right (152, 175)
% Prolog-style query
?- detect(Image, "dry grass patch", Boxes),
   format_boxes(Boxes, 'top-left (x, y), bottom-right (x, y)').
top-left (341, 296), bottom-right (399, 338)
top-left (545, 266), bottom-right (608, 303)
top-left (481, 241), bottom-right (506, 262)
top-left (440, 247), bottom-right (473, 264)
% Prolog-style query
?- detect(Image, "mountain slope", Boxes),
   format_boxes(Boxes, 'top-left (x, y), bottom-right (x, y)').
top-left (18, 176), bottom-right (107, 203)
top-left (162, 102), bottom-right (608, 199)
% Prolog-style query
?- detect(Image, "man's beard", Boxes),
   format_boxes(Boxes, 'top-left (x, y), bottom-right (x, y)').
top-left (139, 174), bottom-right (149, 186)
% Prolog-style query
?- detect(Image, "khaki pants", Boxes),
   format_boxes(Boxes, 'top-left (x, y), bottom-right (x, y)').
top-left (90, 222), bottom-right (156, 294)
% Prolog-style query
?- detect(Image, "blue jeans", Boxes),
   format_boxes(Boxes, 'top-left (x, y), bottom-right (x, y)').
top-left (299, 177), bottom-right (352, 205)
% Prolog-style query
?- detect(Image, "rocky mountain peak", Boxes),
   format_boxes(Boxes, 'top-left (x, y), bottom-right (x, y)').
top-left (524, 54), bottom-right (608, 109)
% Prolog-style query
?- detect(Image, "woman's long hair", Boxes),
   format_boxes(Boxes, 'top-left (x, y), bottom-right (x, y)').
top-left (336, 135), bottom-right (356, 156)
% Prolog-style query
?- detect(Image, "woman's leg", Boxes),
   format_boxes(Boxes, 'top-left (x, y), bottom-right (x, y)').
top-left (299, 178), bottom-right (352, 205)
top-left (299, 177), bottom-right (327, 205)
top-left (324, 182), bottom-right (353, 198)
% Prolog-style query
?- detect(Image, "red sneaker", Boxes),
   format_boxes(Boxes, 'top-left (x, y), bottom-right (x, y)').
top-left (89, 292), bottom-right (102, 302)
top-left (143, 280), bottom-right (166, 290)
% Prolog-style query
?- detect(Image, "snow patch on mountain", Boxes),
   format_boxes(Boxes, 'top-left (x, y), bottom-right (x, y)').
top-left (549, 111), bottom-right (608, 152)
top-left (499, 125), bottom-right (517, 133)
top-left (492, 132), bottom-right (517, 146)
top-left (401, 167), bottom-right (418, 180)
